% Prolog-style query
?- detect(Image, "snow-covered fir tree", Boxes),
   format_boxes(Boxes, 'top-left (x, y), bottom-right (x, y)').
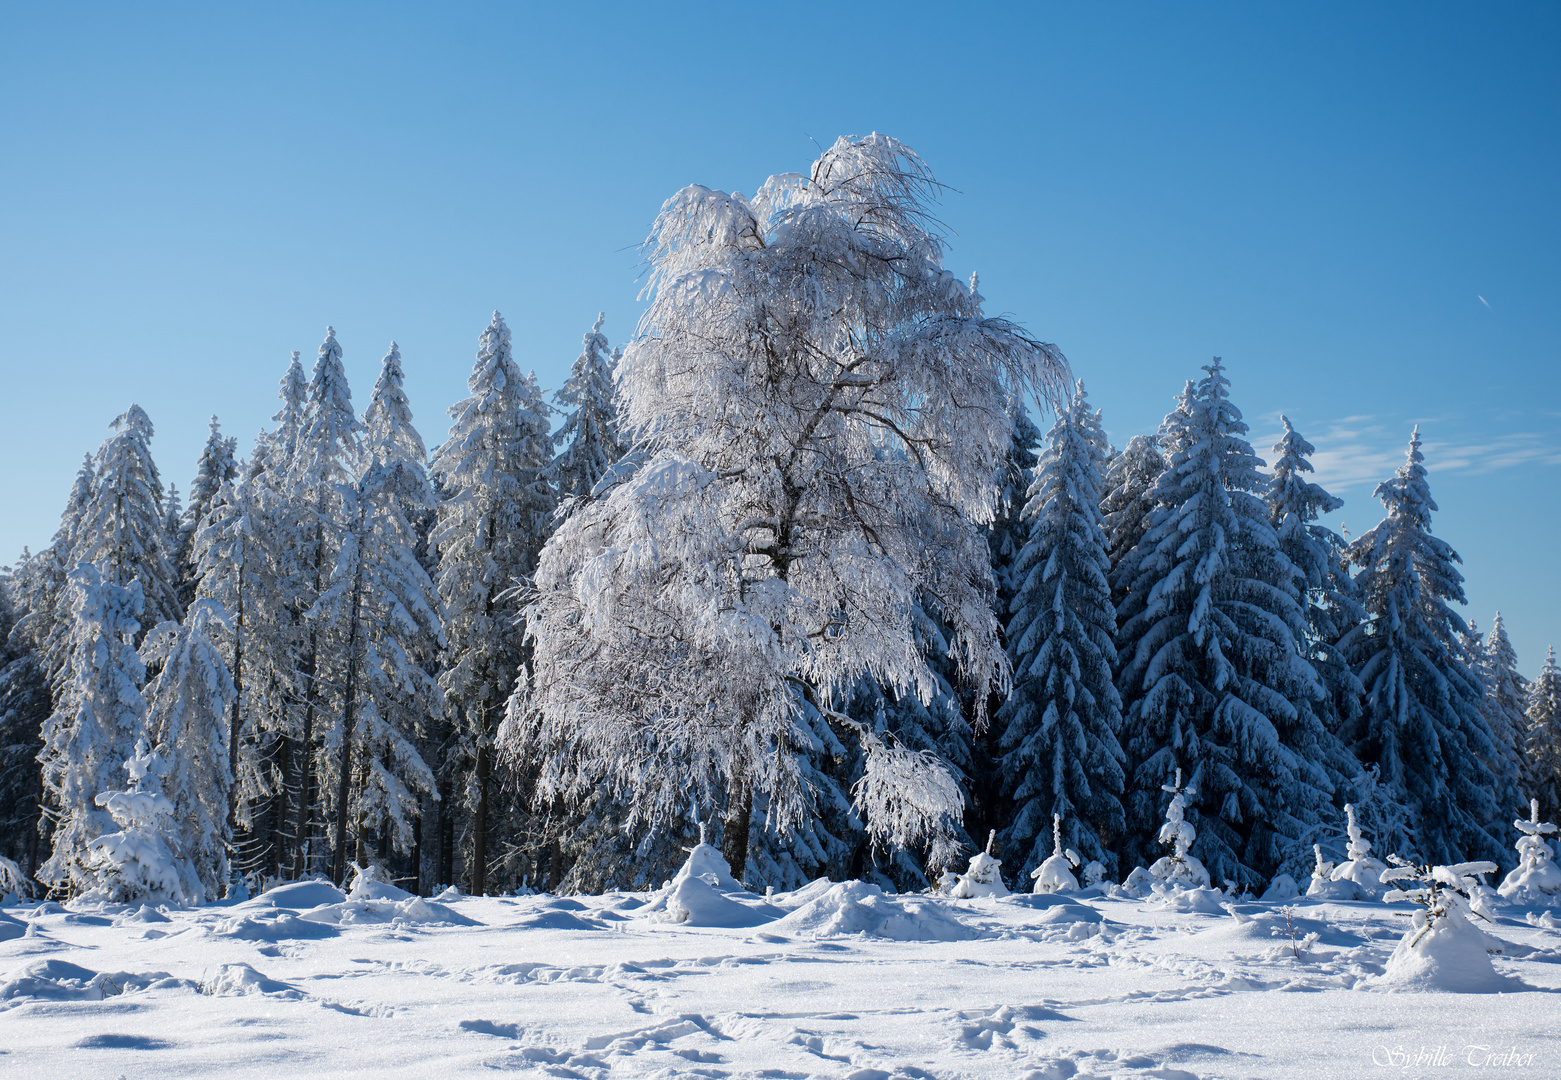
top-left (0, 561), bottom-right (49, 873)
top-left (310, 344), bottom-right (442, 883)
top-left (1338, 428), bottom-right (1505, 866)
top-left (85, 738), bottom-right (189, 904)
top-left (1267, 416), bottom-right (1364, 787)
top-left (175, 416), bottom-right (238, 608)
top-left (1483, 613), bottom-right (1530, 812)
top-left (139, 599), bottom-right (236, 900)
top-left (509, 136), bottom-right (1070, 883)
top-left (1114, 360), bottom-right (1334, 888)
top-left (430, 312), bottom-right (555, 894)
top-left (988, 398), bottom-right (1044, 615)
top-left (1527, 646), bottom-right (1561, 819)
top-left (285, 327), bottom-right (365, 877)
top-left (36, 565), bottom-right (148, 896)
top-left (995, 381), bottom-right (1125, 880)
top-left (73, 406), bottom-right (182, 628)
top-left (551, 313), bottom-right (626, 503)
top-left (1099, 434), bottom-right (1164, 611)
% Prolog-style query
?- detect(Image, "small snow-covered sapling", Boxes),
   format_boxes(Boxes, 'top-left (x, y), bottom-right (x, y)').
top-left (1380, 855), bottom-right (1498, 947)
top-left (1148, 769), bottom-right (1211, 889)
top-left (1497, 798), bottom-right (1561, 903)
top-left (1030, 814), bottom-right (1082, 894)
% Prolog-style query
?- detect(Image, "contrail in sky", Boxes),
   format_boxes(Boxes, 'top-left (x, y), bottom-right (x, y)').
top-left (1479, 295), bottom-right (1493, 310)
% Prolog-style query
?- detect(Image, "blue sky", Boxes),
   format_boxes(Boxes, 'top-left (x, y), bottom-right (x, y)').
top-left (1, 3), bottom-right (1556, 673)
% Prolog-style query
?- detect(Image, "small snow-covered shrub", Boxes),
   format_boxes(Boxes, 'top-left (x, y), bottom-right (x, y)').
top-left (1497, 799), bottom-right (1561, 905)
top-left (1377, 856), bottom-right (1507, 992)
top-left (0, 856), bottom-right (34, 903)
top-left (1329, 803), bottom-right (1388, 899)
top-left (1306, 843), bottom-right (1357, 900)
top-left (949, 831), bottom-right (1010, 899)
top-left (1148, 771), bottom-right (1210, 889)
top-left (84, 740), bottom-right (191, 906)
top-left (1030, 815), bottom-right (1081, 894)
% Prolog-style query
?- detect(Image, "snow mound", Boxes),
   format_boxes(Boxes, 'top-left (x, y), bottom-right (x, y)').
top-left (1260, 874), bottom-right (1299, 902)
top-left (640, 842), bottom-right (784, 928)
top-left (213, 910), bottom-right (341, 941)
top-left (1002, 893), bottom-right (1105, 925)
top-left (771, 881), bottom-right (978, 941)
top-left (1375, 917), bottom-right (1514, 993)
top-left (249, 880), bottom-right (348, 910)
top-left (300, 893), bottom-right (480, 928)
top-left (1147, 885), bottom-right (1228, 914)
top-left (0, 911), bottom-right (27, 942)
top-left (202, 962), bottom-right (301, 998)
top-left (0, 959), bottom-right (190, 1004)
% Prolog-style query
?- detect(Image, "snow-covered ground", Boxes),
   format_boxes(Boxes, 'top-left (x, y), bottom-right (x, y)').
top-left (3, 866), bottom-right (1559, 1080)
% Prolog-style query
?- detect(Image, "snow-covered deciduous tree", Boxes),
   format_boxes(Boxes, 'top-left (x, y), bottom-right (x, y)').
top-left (1483, 613), bottom-right (1530, 811)
top-left (996, 381), bottom-right (1125, 880)
top-left (508, 136), bottom-right (1070, 883)
top-left (1114, 360), bottom-right (1333, 887)
top-left (74, 406), bottom-right (182, 628)
top-left (1527, 646), bottom-right (1561, 820)
top-left (1267, 417), bottom-right (1364, 773)
top-left (431, 312), bottom-right (555, 894)
top-left (1339, 428), bottom-right (1504, 867)
top-left (552, 313), bottom-right (626, 503)
top-left (139, 600), bottom-right (236, 900)
top-left (85, 739), bottom-right (189, 905)
top-left (36, 565), bottom-right (148, 896)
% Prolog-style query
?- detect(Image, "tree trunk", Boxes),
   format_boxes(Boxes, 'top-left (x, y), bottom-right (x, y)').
top-left (469, 712), bottom-right (490, 896)
top-left (331, 543), bottom-right (366, 886)
top-left (722, 771), bottom-right (754, 884)
top-left (226, 563), bottom-right (244, 892)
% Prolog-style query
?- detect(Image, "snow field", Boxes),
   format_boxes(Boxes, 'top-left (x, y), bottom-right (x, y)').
top-left (3, 881), bottom-right (1558, 1080)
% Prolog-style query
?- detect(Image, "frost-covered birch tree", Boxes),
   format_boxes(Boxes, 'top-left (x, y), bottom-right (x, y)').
top-left (1338, 428), bottom-right (1504, 866)
top-left (36, 565), bottom-right (148, 895)
top-left (508, 135), bottom-right (1069, 882)
top-left (1114, 360), bottom-right (1334, 887)
top-left (431, 313), bottom-right (555, 894)
top-left (996, 382), bottom-right (1125, 879)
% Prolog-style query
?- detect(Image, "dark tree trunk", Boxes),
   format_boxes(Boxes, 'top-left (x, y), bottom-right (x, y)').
top-left (331, 542), bottom-right (366, 886)
top-left (226, 564), bottom-right (244, 892)
top-left (722, 771), bottom-right (754, 884)
top-left (469, 713), bottom-right (490, 896)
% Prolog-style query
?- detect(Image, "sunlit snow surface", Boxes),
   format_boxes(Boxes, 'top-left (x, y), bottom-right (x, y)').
top-left (3, 881), bottom-right (1559, 1079)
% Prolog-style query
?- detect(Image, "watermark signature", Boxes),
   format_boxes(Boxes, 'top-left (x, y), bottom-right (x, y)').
top-left (1371, 1044), bottom-right (1539, 1069)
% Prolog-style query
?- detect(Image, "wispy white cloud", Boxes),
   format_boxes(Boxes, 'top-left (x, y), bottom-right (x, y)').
top-left (1251, 412), bottom-right (1561, 494)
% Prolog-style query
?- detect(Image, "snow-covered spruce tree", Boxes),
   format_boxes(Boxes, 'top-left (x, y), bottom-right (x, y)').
top-left (174, 416), bottom-right (238, 609)
top-left (139, 600), bottom-right (236, 900)
top-left (1484, 613), bottom-right (1530, 809)
top-left (1099, 434), bottom-right (1165, 612)
top-left (1267, 417), bottom-right (1365, 787)
top-left (996, 381), bottom-right (1125, 881)
top-left (229, 351), bottom-right (317, 880)
top-left (163, 483), bottom-right (182, 559)
top-left (36, 565), bottom-right (148, 896)
top-left (552, 312), bottom-right (627, 504)
top-left (85, 738), bottom-right (189, 905)
top-left (285, 327), bottom-right (364, 877)
top-left (1527, 646), bottom-right (1561, 819)
top-left (10, 457), bottom-right (98, 694)
top-left (1338, 428), bottom-right (1504, 866)
top-left (989, 397), bottom-right (1044, 614)
top-left (508, 135), bottom-right (1070, 884)
top-left (74, 406), bottom-right (182, 629)
top-left (1114, 360), bottom-right (1334, 888)
top-left (431, 312), bottom-right (555, 894)
top-left (0, 562), bottom-right (49, 874)
top-left (310, 344), bottom-right (442, 884)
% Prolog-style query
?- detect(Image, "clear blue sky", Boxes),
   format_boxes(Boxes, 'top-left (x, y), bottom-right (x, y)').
top-left (2, 3), bottom-right (1556, 673)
